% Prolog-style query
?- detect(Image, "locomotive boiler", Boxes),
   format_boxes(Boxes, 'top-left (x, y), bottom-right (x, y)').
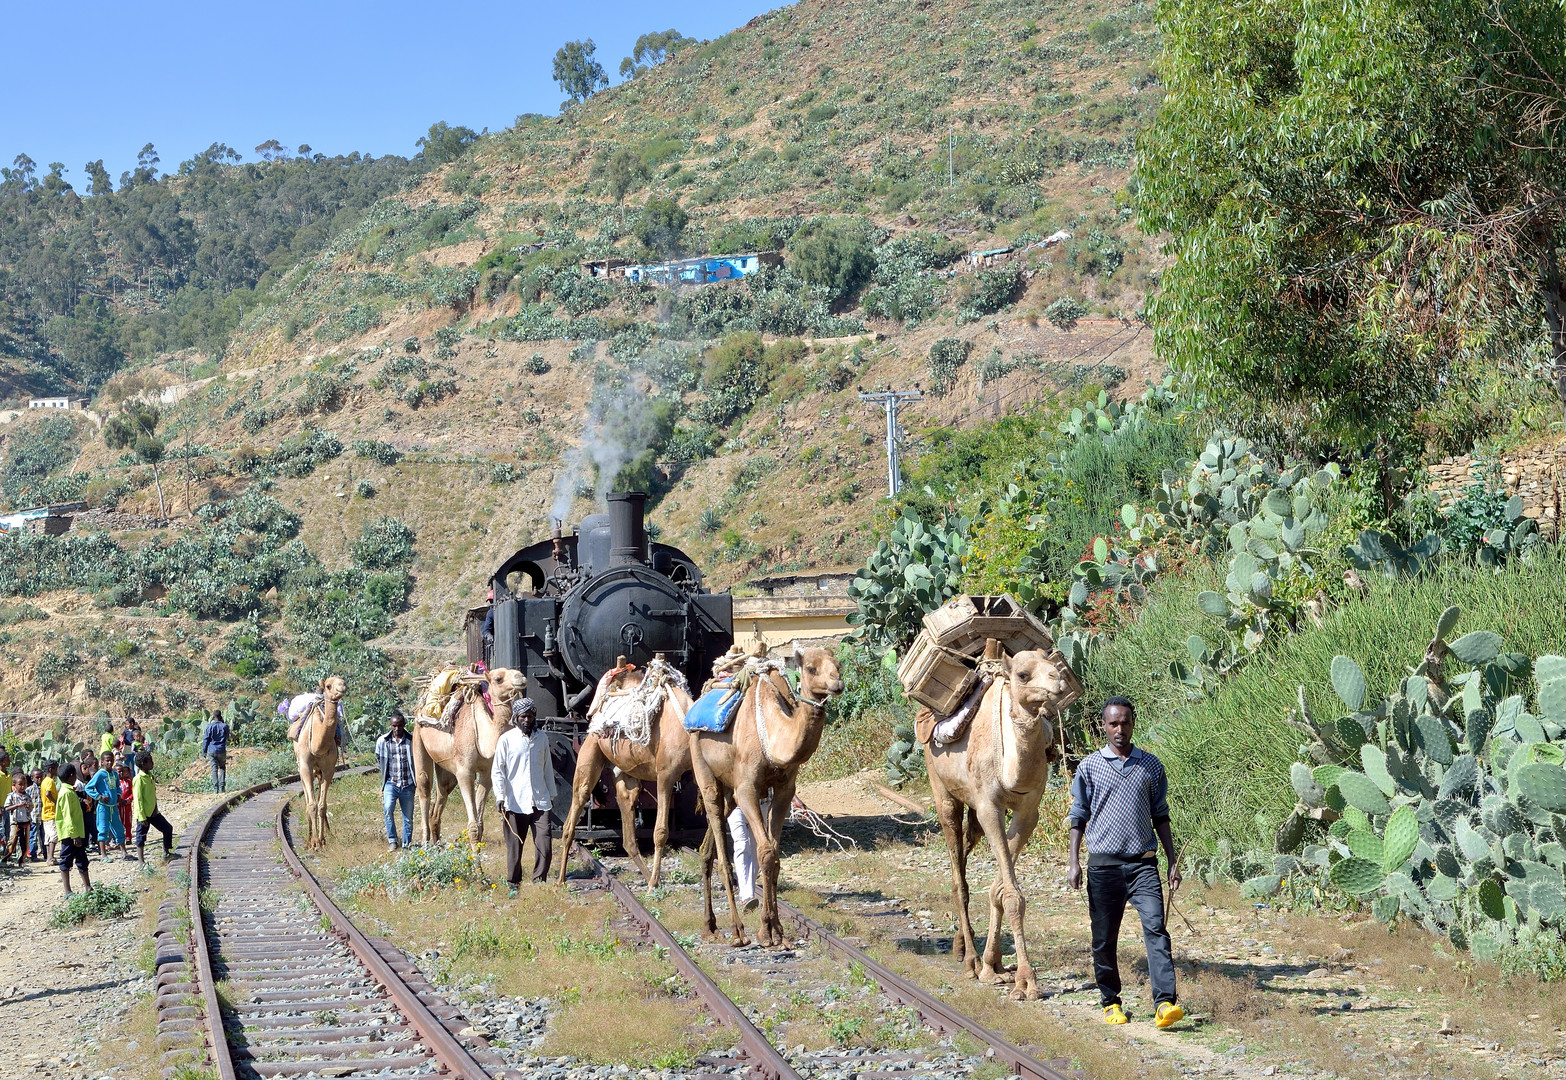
top-left (467, 491), bottom-right (733, 836)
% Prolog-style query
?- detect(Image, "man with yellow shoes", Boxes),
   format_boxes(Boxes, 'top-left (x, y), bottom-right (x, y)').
top-left (1067, 697), bottom-right (1184, 1029)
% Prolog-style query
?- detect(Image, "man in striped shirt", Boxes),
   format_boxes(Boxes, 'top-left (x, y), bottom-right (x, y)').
top-left (1067, 696), bottom-right (1183, 1028)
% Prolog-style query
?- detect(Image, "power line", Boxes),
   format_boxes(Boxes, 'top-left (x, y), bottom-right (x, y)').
top-left (939, 323), bottom-right (1145, 430)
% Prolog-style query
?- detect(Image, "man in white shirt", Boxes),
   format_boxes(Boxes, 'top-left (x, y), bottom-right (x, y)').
top-left (490, 697), bottom-right (555, 889)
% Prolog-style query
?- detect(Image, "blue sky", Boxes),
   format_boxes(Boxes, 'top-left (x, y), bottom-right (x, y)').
top-left (2, 0), bottom-right (781, 183)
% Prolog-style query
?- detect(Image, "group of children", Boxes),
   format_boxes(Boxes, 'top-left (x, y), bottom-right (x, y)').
top-left (2, 732), bottom-right (177, 894)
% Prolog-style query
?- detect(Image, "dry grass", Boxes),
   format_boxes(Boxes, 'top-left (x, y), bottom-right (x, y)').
top-left (301, 773), bottom-right (725, 1065)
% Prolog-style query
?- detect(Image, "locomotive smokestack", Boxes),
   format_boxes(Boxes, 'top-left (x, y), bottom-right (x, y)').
top-left (607, 491), bottom-right (648, 566)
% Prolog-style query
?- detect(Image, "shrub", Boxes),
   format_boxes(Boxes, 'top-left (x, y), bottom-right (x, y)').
top-left (926, 338), bottom-right (972, 397)
top-left (955, 266), bottom-right (1024, 324)
top-left (788, 219), bottom-right (874, 304)
top-left (1045, 296), bottom-right (1089, 328)
top-left (692, 333), bottom-right (771, 425)
top-left (524, 353), bottom-right (551, 375)
top-left (846, 513), bottom-right (969, 650)
top-left (0, 413), bottom-right (82, 507)
top-left (49, 884), bottom-right (137, 927)
top-left (334, 842), bottom-right (490, 899)
top-left (351, 439), bottom-right (402, 465)
top-left (351, 517), bottom-right (416, 570)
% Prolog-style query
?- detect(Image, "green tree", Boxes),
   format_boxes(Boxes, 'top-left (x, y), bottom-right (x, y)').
top-left (788, 218), bottom-right (874, 304)
top-left (49, 297), bottom-right (122, 384)
top-left (104, 405), bottom-right (167, 517)
top-left (619, 29), bottom-right (692, 79)
top-left (83, 159), bottom-right (113, 197)
top-left (416, 122), bottom-right (478, 166)
top-left (635, 195), bottom-right (688, 257)
top-left (606, 147), bottom-right (646, 202)
top-left (553, 39), bottom-right (609, 106)
top-left (1137, 0), bottom-right (1566, 479)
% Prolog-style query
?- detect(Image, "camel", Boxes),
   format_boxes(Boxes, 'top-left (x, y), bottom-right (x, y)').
top-left (556, 664), bottom-right (695, 887)
top-left (412, 667), bottom-right (526, 847)
top-left (690, 643), bottom-right (845, 947)
top-left (293, 676), bottom-right (347, 850)
top-left (923, 646), bottom-right (1077, 1001)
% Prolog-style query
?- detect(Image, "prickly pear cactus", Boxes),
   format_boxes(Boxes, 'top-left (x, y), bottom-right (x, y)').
top-left (1277, 603), bottom-right (1566, 954)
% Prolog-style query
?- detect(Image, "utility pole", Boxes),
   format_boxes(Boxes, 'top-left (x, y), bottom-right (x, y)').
top-left (948, 128), bottom-right (954, 187)
top-left (859, 389), bottom-right (922, 497)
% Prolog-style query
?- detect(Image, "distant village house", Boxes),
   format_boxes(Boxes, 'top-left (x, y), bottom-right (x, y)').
top-left (582, 251), bottom-right (781, 285)
top-left (28, 396), bottom-right (84, 410)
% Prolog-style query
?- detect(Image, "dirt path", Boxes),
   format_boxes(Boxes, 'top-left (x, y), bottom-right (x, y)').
top-left (787, 769), bottom-right (1566, 1080)
top-left (0, 785), bottom-right (221, 1080)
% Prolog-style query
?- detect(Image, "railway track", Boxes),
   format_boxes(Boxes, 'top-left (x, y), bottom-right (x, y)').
top-left (151, 776), bottom-right (1087, 1080)
top-left (154, 774), bottom-right (516, 1079)
top-left (571, 845), bottom-right (1089, 1080)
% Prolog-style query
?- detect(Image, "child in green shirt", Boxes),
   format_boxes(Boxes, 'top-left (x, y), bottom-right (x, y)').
top-left (54, 763), bottom-right (90, 894)
top-left (132, 752), bottom-right (176, 862)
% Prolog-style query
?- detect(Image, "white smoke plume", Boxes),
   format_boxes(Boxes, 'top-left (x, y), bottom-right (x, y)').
top-left (549, 375), bottom-right (662, 525)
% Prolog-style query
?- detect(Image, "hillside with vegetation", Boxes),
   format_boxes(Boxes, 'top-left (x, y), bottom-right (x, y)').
top-left (0, 0), bottom-right (1167, 737)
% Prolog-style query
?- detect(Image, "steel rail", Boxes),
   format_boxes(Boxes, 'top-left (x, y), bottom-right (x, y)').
top-left (777, 899), bottom-right (1081, 1080)
top-left (273, 780), bottom-right (495, 1079)
top-left (571, 842), bottom-right (802, 1080)
top-left (185, 766), bottom-right (493, 1080)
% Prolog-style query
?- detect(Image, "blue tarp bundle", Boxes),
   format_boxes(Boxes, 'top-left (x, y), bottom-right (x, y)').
top-left (683, 682), bottom-right (745, 733)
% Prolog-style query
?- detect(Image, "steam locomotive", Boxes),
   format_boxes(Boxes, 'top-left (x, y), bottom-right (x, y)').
top-left (466, 491), bottom-right (733, 836)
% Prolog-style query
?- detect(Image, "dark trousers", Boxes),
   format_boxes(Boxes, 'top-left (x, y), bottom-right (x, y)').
top-left (501, 808), bottom-right (552, 885)
top-left (136, 812), bottom-right (175, 854)
top-left (1088, 860), bottom-right (1177, 1008)
top-left (210, 753), bottom-right (227, 793)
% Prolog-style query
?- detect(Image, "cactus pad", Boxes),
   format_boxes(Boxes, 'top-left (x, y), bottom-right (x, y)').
top-left (1435, 845), bottom-right (1462, 878)
top-left (1478, 878), bottom-right (1506, 921)
top-left (1329, 856), bottom-right (1385, 896)
top-left (1425, 873), bottom-right (1460, 902)
top-left (1335, 715), bottom-right (1368, 751)
top-left (1470, 930), bottom-right (1502, 960)
top-left (1414, 715), bottom-right (1454, 765)
top-left (1517, 763), bottom-right (1566, 812)
top-left (1438, 754), bottom-right (1478, 800)
top-left (1457, 820), bottom-right (1491, 862)
top-left (1540, 679), bottom-right (1566, 725)
top-left (1335, 770), bottom-right (1391, 816)
top-left (1290, 762), bottom-right (1324, 807)
top-left (1360, 745), bottom-right (1395, 797)
top-left (1275, 811), bottom-right (1307, 854)
top-left (1435, 605), bottom-right (1461, 640)
top-left (1449, 631), bottom-right (1503, 666)
top-left (1531, 879), bottom-right (1566, 920)
top-left (1382, 806), bottom-right (1419, 872)
top-left (1495, 799), bottom-right (1527, 837)
top-left (1312, 764), bottom-right (1345, 789)
top-left (1346, 830), bottom-right (1384, 864)
top-left (1331, 655), bottom-right (1366, 711)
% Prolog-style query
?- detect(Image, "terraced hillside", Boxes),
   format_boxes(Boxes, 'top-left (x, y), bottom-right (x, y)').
top-left (0, 0), bottom-right (1166, 729)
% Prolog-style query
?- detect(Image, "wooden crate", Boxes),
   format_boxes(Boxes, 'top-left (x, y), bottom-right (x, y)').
top-left (925, 593), bottom-right (1057, 657)
top-left (897, 630), bottom-right (978, 714)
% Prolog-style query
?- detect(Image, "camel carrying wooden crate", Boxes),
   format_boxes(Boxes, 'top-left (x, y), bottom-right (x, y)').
top-left (898, 593), bottom-right (1071, 714)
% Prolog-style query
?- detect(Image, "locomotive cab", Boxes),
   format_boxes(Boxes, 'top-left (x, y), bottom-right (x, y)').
top-left (470, 491), bottom-right (733, 839)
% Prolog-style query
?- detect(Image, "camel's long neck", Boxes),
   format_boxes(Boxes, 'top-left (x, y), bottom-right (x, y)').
top-left (475, 698), bottom-right (503, 758)
top-left (997, 684), bottom-right (1048, 792)
top-left (311, 704), bottom-right (339, 755)
top-left (757, 682), bottom-right (825, 767)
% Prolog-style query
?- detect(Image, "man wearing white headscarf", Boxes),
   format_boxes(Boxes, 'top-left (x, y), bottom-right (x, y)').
top-left (491, 697), bottom-right (555, 890)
